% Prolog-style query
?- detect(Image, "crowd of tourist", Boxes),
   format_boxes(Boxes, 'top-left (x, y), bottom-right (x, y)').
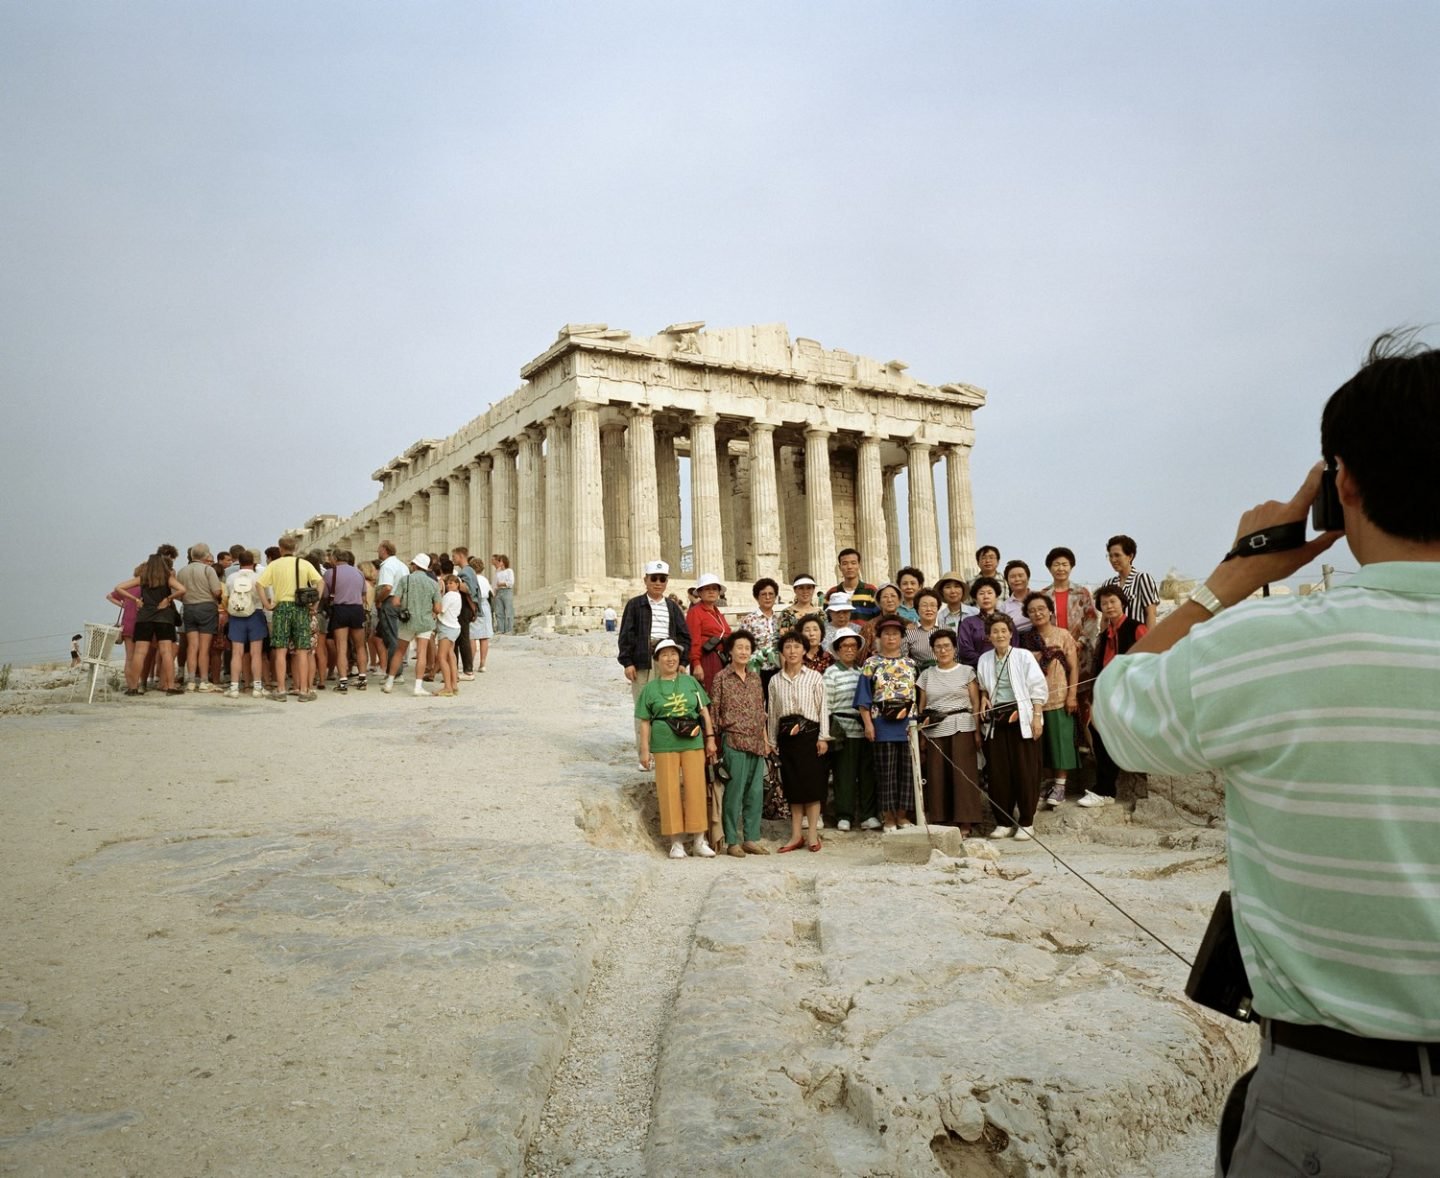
top-left (108, 539), bottom-right (518, 701)
top-left (623, 540), bottom-right (1158, 860)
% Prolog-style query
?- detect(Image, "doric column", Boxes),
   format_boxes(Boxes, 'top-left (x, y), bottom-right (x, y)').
top-left (428, 482), bottom-right (448, 550)
top-left (731, 452), bottom-right (752, 581)
top-left (906, 439), bottom-right (940, 574)
top-left (627, 406), bottom-right (661, 576)
top-left (570, 401), bottom-right (607, 582)
top-left (718, 436), bottom-right (736, 579)
top-left (856, 436), bottom-right (888, 576)
top-left (930, 450), bottom-right (945, 578)
top-left (689, 414), bottom-right (723, 577)
top-left (516, 427), bottom-right (546, 595)
top-left (394, 500), bottom-right (413, 560)
top-left (544, 413), bottom-right (571, 586)
top-left (804, 425), bottom-right (837, 582)
top-left (489, 446), bottom-right (515, 565)
top-left (468, 455), bottom-right (492, 562)
top-left (945, 443), bottom-right (977, 579)
top-left (656, 427), bottom-right (682, 572)
top-left (446, 471), bottom-right (467, 553)
top-left (418, 491), bottom-right (437, 555)
top-left (601, 422), bottom-right (630, 577)
top-left (376, 510), bottom-right (394, 558)
top-left (747, 422), bottom-right (781, 583)
top-left (781, 446), bottom-right (807, 577)
top-left (882, 467), bottom-right (902, 579)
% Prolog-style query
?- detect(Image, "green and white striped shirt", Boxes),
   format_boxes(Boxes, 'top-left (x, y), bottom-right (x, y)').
top-left (1092, 562), bottom-right (1440, 1040)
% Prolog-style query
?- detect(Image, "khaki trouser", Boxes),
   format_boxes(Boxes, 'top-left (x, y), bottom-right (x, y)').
top-left (654, 748), bottom-right (708, 838)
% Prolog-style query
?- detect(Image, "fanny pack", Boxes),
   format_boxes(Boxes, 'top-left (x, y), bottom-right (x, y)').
top-left (920, 706), bottom-right (969, 727)
top-left (778, 713), bottom-right (821, 739)
top-left (660, 715), bottom-right (704, 740)
top-left (875, 700), bottom-right (911, 721)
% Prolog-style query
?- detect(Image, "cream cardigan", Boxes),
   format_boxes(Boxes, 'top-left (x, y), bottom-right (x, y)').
top-left (975, 646), bottom-right (1049, 739)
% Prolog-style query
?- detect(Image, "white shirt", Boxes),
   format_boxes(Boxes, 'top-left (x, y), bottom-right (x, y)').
top-left (438, 591), bottom-right (462, 629)
top-left (494, 568), bottom-right (515, 589)
top-left (377, 555), bottom-right (408, 593)
top-left (648, 594), bottom-right (669, 640)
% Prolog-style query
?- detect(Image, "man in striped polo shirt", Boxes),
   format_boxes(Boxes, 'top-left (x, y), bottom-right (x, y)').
top-left (1093, 335), bottom-right (1439, 1175)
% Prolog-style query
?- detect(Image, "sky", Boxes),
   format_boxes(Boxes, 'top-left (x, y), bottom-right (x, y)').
top-left (3, 1), bottom-right (1438, 665)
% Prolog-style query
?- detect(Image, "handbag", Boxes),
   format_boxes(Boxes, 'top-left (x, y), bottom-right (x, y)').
top-left (778, 713), bottom-right (821, 739)
top-left (294, 557), bottom-right (321, 608)
top-left (660, 715), bottom-right (704, 740)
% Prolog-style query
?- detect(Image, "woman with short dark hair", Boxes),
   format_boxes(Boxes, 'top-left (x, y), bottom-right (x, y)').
top-left (957, 576), bottom-right (1005, 668)
top-left (895, 566), bottom-right (925, 623)
top-left (917, 628), bottom-right (982, 834)
top-left (709, 630), bottom-right (771, 856)
top-left (768, 630), bottom-right (831, 852)
top-left (739, 577), bottom-right (782, 673)
top-left (1022, 592), bottom-right (1081, 808)
top-left (115, 553), bottom-right (187, 695)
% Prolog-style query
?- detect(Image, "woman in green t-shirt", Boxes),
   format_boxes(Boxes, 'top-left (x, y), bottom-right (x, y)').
top-left (635, 638), bottom-right (719, 860)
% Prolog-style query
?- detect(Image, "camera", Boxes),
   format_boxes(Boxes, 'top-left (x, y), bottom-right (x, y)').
top-left (1311, 460), bottom-right (1345, 532)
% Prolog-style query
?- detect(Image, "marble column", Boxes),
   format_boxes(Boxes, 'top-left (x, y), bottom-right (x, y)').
top-left (516, 427), bottom-right (546, 595)
top-left (780, 447), bottom-right (807, 577)
top-left (747, 422), bottom-right (782, 583)
top-left (446, 472), bottom-right (468, 554)
top-left (489, 446), bottom-right (515, 565)
top-left (731, 452), bottom-right (753, 581)
top-left (930, 451), bottom-right (945, 579)
top-left (627, 407), bottom-right (662, 576)
top-left (718, 437), bottom-right (736, 579)
top-left (468, 455), bottom-right (492, 563)
top-left (394, 500), bottom-right (413, 560)
top-left (804, 426), bottom-right (837, 582)
top-left (882, 467), bottom-right (902, 579)
top-left (945, 443), bottom-right (977, 578)
top-left (856, 436), bottom-right (888, 578)
top-left (376, 510), bottom-right (394, 557)
top-left (570, 401), bottom-right (606, 582)
top-left (906, 440), bottom-right (940, 574)
top-left (544, 413), bottom-right (571, 586)
top-left (689, 414), bottom-right (723, 577)
top-left (656, 428), bottom-right (682, 572)
top-left (601, 422), bottom-right (630, 578)
top-left (428, 482), bottom-right (449, 550)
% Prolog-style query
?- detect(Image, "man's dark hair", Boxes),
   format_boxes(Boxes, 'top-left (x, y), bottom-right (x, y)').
top-left (1094, 584), bottom-right (1127, 609)
top-left (975, 545), bottom-right (1000, 561)
top-left (836, 547), bottom-right (860, 562)
top-left (1106, 535), bottom-right (1137, 557)
top-left (970, 575), bottom-right (1003, 600)
top-left (229, 544), bottom-right (247, 561)
top-left (1322, 331), bottom-right (1440, 543)
top-left (1003, 559), bottom-right (1030, 579)
top-left (1045, 546), bottom-right (1076, 568)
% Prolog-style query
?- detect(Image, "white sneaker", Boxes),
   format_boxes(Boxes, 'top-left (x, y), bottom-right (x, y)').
top-left (251, 683), bottom-right (264, 699)
top-left (691, 835), bottom-right (716, 858)
top-left (860, 817), bottom-right (882, 831)
top-left (883, 824), bottom-right (898, 834)
top-left (225, 684), bottom-right (239, 698)
top-left (458, 672), bottom-right (475, 681)
top-left (414, 684), bottom-right (430, 697)
top-left (816, 816), bottom-right (824, 831)
top-left (836, 819), bottom-right (852, 832)
top-left (991, 826), bottom-right (1015, 839)
top-left (1077, 791), bottom-right (1114, 808)
top-left (800, 816), bottom-right (808, 830)
top-left (198, 681), bottom-right (219, 693)
top-left (186, 681), bottom-right (198, 693)
top-left (382, 676), bottom-right (394, 694)
top-left (478, 666), bottom-right (488, 673)
top-left (668, 840), bottom-right (686, 860)
top-left (1015, 826), bottom-right (1034, 841)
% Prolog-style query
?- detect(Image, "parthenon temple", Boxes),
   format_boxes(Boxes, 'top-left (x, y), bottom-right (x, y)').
top-left (294, 322), bottom-right (986, 621)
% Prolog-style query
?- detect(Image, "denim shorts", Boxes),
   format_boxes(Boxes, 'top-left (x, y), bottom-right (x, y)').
top-left (435, 623), bottom-right (460, 643)
top-left (227, 612), bottom-right (269, 645)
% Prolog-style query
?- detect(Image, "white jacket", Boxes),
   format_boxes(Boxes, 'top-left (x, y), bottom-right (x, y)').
top-left (976, 646), bottom-right (1049, 738)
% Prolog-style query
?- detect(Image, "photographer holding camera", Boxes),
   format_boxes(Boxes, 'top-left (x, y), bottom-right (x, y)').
top-left (1092, 334), bottom-right (1439, 1176)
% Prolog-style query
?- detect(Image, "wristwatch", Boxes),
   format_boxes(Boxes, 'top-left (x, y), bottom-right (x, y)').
top-left (1188, 583), bottom-right (1224, 617)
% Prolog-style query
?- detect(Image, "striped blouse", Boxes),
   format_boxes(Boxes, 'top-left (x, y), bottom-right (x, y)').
top-left (766, 666), bottom-right (830, 746)
top-left (823, 662), bottom-right (865, 738)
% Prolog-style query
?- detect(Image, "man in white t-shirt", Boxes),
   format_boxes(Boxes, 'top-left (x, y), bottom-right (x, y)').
top-left (374, 539), bottom-right (410, 681)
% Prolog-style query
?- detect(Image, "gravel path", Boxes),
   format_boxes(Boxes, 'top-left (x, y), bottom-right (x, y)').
top-left (524, 869), bottom-right (717, 1177)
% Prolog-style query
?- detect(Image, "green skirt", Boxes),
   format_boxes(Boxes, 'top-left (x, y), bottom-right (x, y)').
top-left (1040, 707), bottom-right (1080, 771)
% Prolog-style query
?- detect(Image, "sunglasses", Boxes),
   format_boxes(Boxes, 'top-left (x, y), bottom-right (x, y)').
top-left (647, 574), bottom-right (669, 582)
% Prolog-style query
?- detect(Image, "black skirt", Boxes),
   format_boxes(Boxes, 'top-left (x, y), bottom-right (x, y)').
top-left (777, 729), bottom-right (829, 805)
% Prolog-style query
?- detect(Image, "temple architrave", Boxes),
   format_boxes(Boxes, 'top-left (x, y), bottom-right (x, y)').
top-left (292, 322), bottom-right (986, 623)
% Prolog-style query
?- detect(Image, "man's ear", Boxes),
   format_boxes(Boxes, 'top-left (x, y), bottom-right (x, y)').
top-left (1335, 458), bottom-right (1363, 508)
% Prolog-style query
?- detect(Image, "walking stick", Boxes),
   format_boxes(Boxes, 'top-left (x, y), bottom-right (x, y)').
top-left (909, 723), bottom-right (929, 833)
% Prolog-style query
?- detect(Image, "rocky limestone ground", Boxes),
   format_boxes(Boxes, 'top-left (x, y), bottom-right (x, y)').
top-left (0, 638), bottom-right (1252, 1176)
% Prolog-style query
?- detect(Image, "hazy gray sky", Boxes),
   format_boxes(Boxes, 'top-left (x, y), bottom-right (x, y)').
top-left (3, 1), bottom-right (1437, 663)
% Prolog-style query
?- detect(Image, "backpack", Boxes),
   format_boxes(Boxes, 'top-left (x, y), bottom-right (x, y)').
top-left (228, 570), bottom-right (259, 617)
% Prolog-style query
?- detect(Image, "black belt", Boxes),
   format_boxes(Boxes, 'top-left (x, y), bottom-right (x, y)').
top-left (1268, 1019), bottom-right (1440, 1073)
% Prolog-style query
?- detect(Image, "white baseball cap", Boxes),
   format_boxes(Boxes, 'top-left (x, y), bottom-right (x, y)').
top-left (643, 560), bottom-right (670, 576)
